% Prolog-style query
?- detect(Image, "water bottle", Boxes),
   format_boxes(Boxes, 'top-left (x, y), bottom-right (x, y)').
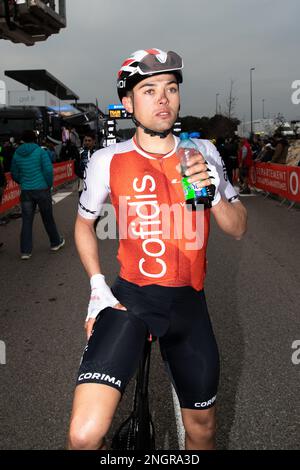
top-left (177, 132), bottom-right (215, 209)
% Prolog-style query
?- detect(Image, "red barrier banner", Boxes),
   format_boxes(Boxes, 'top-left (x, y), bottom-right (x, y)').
top-left (0, 173), bottom-right (21, 213)
top-left (249, 163), bottom-right (300, 202)
top-left (53, 160), bottom-right (75, 187)
top-left (0, 160), bottom-right (76, 214)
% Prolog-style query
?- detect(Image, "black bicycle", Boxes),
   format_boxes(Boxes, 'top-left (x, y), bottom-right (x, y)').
top-left (111, 334), bottom-right (156, 450)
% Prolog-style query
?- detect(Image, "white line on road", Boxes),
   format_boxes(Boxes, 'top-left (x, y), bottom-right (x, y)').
top-left (171, 385), bottom-right (185, 450)
top-left (52, 191), bottom-right (73, 204)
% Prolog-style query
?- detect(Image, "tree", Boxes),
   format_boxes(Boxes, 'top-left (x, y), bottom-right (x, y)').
top-left (225, 80), bottom-right (238, 119)
top-left (180, 115), bottom-right (240, 140)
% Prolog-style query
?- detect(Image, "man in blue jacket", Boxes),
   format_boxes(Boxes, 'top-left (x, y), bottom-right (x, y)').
top-left (11, 130), bottom-right (65, 259)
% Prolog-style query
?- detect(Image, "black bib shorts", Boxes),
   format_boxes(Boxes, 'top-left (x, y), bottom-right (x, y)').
top-left (76, 277), bottom-right (220, 410)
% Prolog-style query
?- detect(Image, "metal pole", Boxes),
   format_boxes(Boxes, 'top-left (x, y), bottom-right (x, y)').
top-left (250, 67), bottom-right (255, 136)
top-left (262, 99), bottom-right (265, 119)
top-left (58, 0), bottom-right (66, 21)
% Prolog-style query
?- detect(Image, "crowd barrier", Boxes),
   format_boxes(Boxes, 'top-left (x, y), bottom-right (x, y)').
top-left (1, 160), bottom-right (299, 214)
top-left (0, 160), bottom-right (76, 214)
top-left (249, 162), bottom-right (300, 205)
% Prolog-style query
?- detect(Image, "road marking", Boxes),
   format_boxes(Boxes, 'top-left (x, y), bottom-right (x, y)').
top-left (163, 431), bottom-right (169, 450)
top-left (171, 385), bottom-right (185, 450)
top-left (52, 191), bottom-right (73, 204)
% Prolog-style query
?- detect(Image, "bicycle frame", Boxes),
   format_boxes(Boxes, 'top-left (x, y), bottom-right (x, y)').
top-left (111, 334), bottom-right (156, 450)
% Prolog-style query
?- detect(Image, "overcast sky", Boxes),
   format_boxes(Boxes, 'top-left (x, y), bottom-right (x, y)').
top-left (1, 0), bottom-right (300, 123)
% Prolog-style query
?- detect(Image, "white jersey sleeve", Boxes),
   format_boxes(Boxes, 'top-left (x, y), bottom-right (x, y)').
top-left (197, 139), bottom-right (239, 204)
top-left (78, 146), bottom-right (114, 219)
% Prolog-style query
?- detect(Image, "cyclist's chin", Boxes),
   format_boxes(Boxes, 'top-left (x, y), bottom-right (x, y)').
top-left (153, 117), bottom-right (176, 131)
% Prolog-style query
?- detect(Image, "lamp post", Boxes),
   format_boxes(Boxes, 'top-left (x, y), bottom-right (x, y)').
top-left (262, 98), bottom-right (265, 119)
top-left (216, 93), bottom-right (219, 115)
top-left (250, 67), bottom-right (255, 136)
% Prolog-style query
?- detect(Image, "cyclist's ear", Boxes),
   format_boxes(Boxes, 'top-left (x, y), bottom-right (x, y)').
top-left (122, 94), bottom-right (133, 114)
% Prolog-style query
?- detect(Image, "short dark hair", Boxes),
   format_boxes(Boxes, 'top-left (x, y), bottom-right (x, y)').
top-left (22, 130), bottom-right (37, 143)
top-left (83, 131), bottom-right (96, 140)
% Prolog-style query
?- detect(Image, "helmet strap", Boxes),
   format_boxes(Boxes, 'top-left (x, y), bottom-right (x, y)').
top-left (131, 116), bottom-right (172, 139)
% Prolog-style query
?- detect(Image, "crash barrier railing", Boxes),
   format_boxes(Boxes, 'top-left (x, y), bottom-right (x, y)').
top-left (0, 160), bottom-right (76, 214)
top-left (249, 162), bottom-right (300, 210)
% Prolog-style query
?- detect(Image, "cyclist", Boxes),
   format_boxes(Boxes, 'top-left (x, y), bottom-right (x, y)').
top-left (68, 48), bottom-right (247, 450)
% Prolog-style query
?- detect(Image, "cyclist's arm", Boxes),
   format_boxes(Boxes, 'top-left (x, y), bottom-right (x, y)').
top-left (205, 140), bottom-right (247, 239)
top-left (75, 216), bottom-right (125, 339)
top-left (76, 147), bottom-right (112, 276)
top-left (75, 214), bottom-right (102, 277)
top-left (211, 199), bottom-right (247, 239)
top-left (75, 147), bottom-right (125, 337)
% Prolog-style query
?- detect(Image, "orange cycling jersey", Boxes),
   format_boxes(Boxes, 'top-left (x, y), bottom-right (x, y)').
top-left (78, 136), bottom-right (239, 291)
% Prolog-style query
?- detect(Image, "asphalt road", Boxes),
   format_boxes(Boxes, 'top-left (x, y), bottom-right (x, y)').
top-left (0, 186), bottom-right (299, 450)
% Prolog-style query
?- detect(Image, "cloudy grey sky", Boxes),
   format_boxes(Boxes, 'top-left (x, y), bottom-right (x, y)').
top-left (1, 0), bottom-right (300, 122)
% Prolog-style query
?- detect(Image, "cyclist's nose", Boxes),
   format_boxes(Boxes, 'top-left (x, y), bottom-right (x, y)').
top-left (158, 90), bottom-right (168, 105)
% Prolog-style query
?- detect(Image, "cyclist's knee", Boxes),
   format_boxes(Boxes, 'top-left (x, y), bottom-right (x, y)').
top-left (68, 419), bottom-right (110, 450)
top-left (182, 408), bottom-right (216, 442)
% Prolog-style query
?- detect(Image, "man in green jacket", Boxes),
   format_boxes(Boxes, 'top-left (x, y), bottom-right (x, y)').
top-left (11, 130), bottom-right (65, 259)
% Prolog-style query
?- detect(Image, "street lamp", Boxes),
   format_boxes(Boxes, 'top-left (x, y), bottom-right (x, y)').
top-left (216, 93), bottom-right (220, 115)
top-left (262, 98), bottom-right (265, 119)
top-left (250, 67), bottom-right (255, 136)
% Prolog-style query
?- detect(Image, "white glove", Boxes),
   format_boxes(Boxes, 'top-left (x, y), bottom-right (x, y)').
top-left (86, 273), bottom-right (119, 322)
top-left (207, 163), bottom-right (221, 206)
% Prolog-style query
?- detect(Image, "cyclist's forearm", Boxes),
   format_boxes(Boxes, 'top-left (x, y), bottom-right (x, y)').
top-left (211, 199), bottom-right (247, 240)
top-left (75, 217), bottom-right (102, 278)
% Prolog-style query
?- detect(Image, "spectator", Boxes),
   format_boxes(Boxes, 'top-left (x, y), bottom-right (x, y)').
top-left (0, 158), bottom-right (7, 232)
top-left (59, 139), bottom-right (79, 162)
top-left (216, 136), bottom-right (233, 185)
top-left (70, 127), bottom-right (81, 150)
top-left (10, 130), bottom-right (65, 260)
top-left (74, 131), bottom-right (96, 197)
top-left (256, 139), bottom-right (275, 163)
top-left (61, 126), bottom-right (70, 144)
top-left (0, 143), bottom-right (4, 168)
top-left (250, 134), bottom-right (263, 160)
top-left (238, 138), bottom-right (253, 194)
top-left (224, 137), bottom-right (239, 185)
top-left (1, 139), bottom-right (15, 172)
top-left (271, 133), bottom-right (289, 164)
top-left (41, 139), bottom-right (56, 163)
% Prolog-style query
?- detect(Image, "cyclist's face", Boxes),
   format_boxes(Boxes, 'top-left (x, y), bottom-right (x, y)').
top-left (123, 73), bottom-right (180, 133)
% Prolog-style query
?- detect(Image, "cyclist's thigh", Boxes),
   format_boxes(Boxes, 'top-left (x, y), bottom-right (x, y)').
top-left (71, 307), bottom-right (147, 435)
top-left (70, 382), bottom-right (121, 438)
top-left (159, 290), bottom-right (220, 410)
top-left (77, 306), bottom-right (148, 395)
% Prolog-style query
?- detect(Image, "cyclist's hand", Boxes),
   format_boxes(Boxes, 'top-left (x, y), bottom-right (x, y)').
top-left (176, 152), bottom-right (208, 183)
top-left (176, 154), bottom-right (221, 206)
top-left (85, 318), bottom-right (96, 340)
top-left (85, 302), bottom-right (126, 340)
top-left (86, 273), bottom-right (119, 320)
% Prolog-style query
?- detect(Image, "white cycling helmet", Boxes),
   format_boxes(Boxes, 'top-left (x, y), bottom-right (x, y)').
top-left (117, 48), bottom-right (183, 101)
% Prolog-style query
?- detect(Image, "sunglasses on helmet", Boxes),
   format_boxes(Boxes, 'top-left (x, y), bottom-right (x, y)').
top-left (137, 51), bottom-right (183, 76)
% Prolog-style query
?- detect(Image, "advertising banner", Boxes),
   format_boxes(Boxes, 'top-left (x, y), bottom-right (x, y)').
top-left (0, 160), bottom-right (76, 214)
top-left (249, 163), bottom-right (300, 202)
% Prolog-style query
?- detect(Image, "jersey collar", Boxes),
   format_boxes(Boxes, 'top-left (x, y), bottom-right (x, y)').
top-left (132, 135), bottom-right (178, 160)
